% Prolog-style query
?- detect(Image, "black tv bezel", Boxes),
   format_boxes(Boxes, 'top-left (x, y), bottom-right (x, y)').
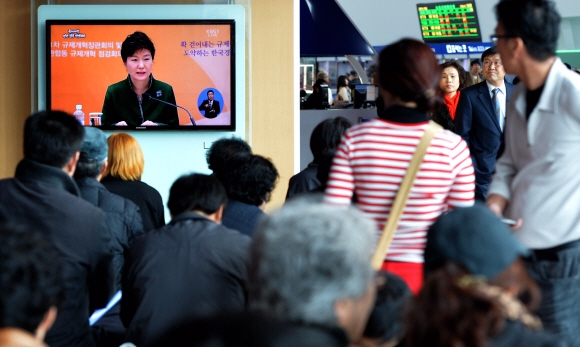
top-left (45, 19), bottom-right (236, 131)
top-left (416, 1), bottom-right (482, 44)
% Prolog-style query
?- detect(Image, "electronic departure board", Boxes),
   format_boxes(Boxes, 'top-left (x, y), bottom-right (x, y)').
top-left (417, 1), bottom-right (482, 43)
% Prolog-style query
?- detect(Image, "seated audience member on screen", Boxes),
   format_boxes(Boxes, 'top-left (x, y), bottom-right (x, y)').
top-left (101, 31), bottom-right (179, 127)
top-left (198, 90), bottom-right (221, 118)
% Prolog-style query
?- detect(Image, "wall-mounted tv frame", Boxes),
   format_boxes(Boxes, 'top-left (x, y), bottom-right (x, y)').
top-left (417, 1), bottom-right (482, 44)
top-left (39, 6), bottom-right (245, 132)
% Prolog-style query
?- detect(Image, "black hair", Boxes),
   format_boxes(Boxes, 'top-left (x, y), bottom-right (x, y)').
top-left (207, 90), bottom-right (215, 96)
top-left (310, 117), bottom-right (352, 163)
top-left (495, 0), bottom-right (560, 61)
top-left (216, 154), bottom-right (279, 206)
top-left (23, 110), bottom-right (85, 168)
top-left (206, 137), bottom-right (252, 174)
top-left (73, 161), bottom-right (106, 179)
top-left (470, 59), bottom-right (481, 67)
top-left (481, 46), bottom-right (499, 62)
top-left (121, 31), bottom-right (156, 63)
top-left (363, 271), bottom-right (412, 343)
top-left (316, 151), bottom-right (336, 190)
top-left (167, 174), bottom-right (227, 216)
top-left (0, 223), bottom-right (63, 334)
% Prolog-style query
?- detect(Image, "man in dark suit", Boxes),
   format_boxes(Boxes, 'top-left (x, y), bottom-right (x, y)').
top-left (0, 111), bottom-right (114, 347)
top-left (198, 89), bottom-right (221, 118)
top-left (455, 46), bottom-right (514, 201)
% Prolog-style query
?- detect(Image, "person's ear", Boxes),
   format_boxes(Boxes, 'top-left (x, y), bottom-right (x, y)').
top-left (97, 160), bottom-right (108, 181)
top-left (35, 306), bottom-right (57, 341)
top-left (64, 151), bottom-right (80, 177)
top-left (214, 205), bottom-right (224, 223)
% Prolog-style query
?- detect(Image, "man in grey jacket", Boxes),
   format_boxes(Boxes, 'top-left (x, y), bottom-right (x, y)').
top-left (487, 1), bottom-right (580, 345)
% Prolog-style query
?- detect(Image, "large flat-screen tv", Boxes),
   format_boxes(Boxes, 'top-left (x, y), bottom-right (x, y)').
top-left (44, 18), bottom-right (236, 131)
top-left (417, 1), bottom-right (482, 43)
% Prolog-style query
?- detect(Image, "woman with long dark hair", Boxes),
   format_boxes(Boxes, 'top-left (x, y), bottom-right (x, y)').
top-left (324, 39), bottom-right (475, 293)
top-left (332, 75), bottom-right (352, 106)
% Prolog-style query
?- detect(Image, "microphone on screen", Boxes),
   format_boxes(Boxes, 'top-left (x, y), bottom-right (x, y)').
top-left (143, 93), bottom-right (196, 126)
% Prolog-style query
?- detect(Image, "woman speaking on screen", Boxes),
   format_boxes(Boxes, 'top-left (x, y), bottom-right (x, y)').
top-left (101, 31), bottom-right (179, 127)
top-left (324, 39), bottom-right (475, 294)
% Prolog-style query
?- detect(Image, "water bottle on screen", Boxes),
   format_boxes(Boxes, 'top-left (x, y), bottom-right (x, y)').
top-left (73, 105), bottom-right (85, 125)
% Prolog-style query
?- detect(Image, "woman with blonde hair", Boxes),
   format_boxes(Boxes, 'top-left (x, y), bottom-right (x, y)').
top-left (101, 133), bottom-right (165, 231)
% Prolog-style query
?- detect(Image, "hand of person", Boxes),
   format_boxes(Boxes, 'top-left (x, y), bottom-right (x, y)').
top-left (486, 193), bottom-right (523, 230)
top-left (115, 121), bottom-right (128, 126)
top-left (140, 121), bottom-right (158, 126)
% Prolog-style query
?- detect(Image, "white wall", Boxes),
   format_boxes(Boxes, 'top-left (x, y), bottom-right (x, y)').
top-left (337, 0), bottom-right (580, 48)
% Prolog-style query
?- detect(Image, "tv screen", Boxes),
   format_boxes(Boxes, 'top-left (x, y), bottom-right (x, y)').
top-left (46, 20), bottom-right (235, 131)
top-left (417, 1), bottom-right (482, 43)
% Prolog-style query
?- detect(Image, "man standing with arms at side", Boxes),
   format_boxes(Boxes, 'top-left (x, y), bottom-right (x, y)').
top-left (0, 111), bottom-right (115, 347)
top-left (487, 1), bottom-right (580, 345)
top-left (455, 46), bottom-right (514, 201)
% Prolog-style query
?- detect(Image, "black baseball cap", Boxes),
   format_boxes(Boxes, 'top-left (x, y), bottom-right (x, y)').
top-left (424, 203), bottom-right (529, 280)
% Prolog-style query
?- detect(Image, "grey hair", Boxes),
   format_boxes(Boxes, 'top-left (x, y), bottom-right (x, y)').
top-left (73, 160), bottom-right (106, 179)
top-left (247, 199), bottom-right (376, 327)
top-left (317, 69), bottom-right (329, 80)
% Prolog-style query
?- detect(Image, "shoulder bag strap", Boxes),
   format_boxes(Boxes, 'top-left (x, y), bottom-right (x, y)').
top-left (371, 121), bottom-right (443, 270)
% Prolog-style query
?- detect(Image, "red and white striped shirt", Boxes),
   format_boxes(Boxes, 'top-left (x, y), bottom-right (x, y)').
top-left (324, 116), bottom-right (475, 263)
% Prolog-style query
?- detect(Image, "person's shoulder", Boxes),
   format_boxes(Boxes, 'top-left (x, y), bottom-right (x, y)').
top-left (152, 78), bottom-right (174, 90)
top-left (460, 82), bottom-right (485, 96)
top-left (107, 79), bottom-right (129, 91)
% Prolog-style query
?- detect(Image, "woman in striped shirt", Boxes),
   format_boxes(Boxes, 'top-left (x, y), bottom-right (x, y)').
top-left (324, 39), bottom-right (475, 293)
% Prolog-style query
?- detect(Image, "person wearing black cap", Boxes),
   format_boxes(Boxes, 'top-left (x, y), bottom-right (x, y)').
top-left (74, 127), bottom-right (144, 290)
top-left (74, 127), bottom-right (145, 347)
top-left (403, 203), bottom-right (557, 347)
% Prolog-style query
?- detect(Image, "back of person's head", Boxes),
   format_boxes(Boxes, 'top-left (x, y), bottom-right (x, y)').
top-left (167, 173), bottom-right (227, 216)
top-left (310, 117), bottom-right (352, 163)
top-left (359, 271), bottom-right (412, 347)
top-left (378, 38), bottom-right (442, 113)
top-left (317, 69), bottom-right (329, 81)
top-left (248, 201), bottom-right (376, 340)
top-left (404, 203), bottom-right (541, 347)
top-left (74, 127), bottom-right (108, 180)
top-left (481, 46), bottom-right (499, 62)
top-left (103, 132), bottom-right (144, 181)
top-left (121, 31), bottom-right (155, 63)
top-left (206, 137), bottom-right (251, 174)
top-left (495, 0), bottom-right (560, 61)
top-left (216, 153), bottom-right (279, 206)
top-left (0, 223), bottom-right (63, 336)
top-left (439, 60), bottom-right (468, 90)
top-left (23, 110), bottom-right (85, 168)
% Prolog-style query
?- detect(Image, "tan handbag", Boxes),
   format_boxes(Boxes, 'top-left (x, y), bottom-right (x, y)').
top-left (371, 121), bottom-right (442, 270)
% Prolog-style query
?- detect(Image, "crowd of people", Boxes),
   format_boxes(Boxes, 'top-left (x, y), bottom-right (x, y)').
top-left (1, 0), bottom-right (579, 347)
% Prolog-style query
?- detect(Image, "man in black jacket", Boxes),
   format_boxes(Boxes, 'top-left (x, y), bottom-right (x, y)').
top-left (0, 111), bottom-right (115, 347)
top-left (121, 174), bottom-right (250, 346)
